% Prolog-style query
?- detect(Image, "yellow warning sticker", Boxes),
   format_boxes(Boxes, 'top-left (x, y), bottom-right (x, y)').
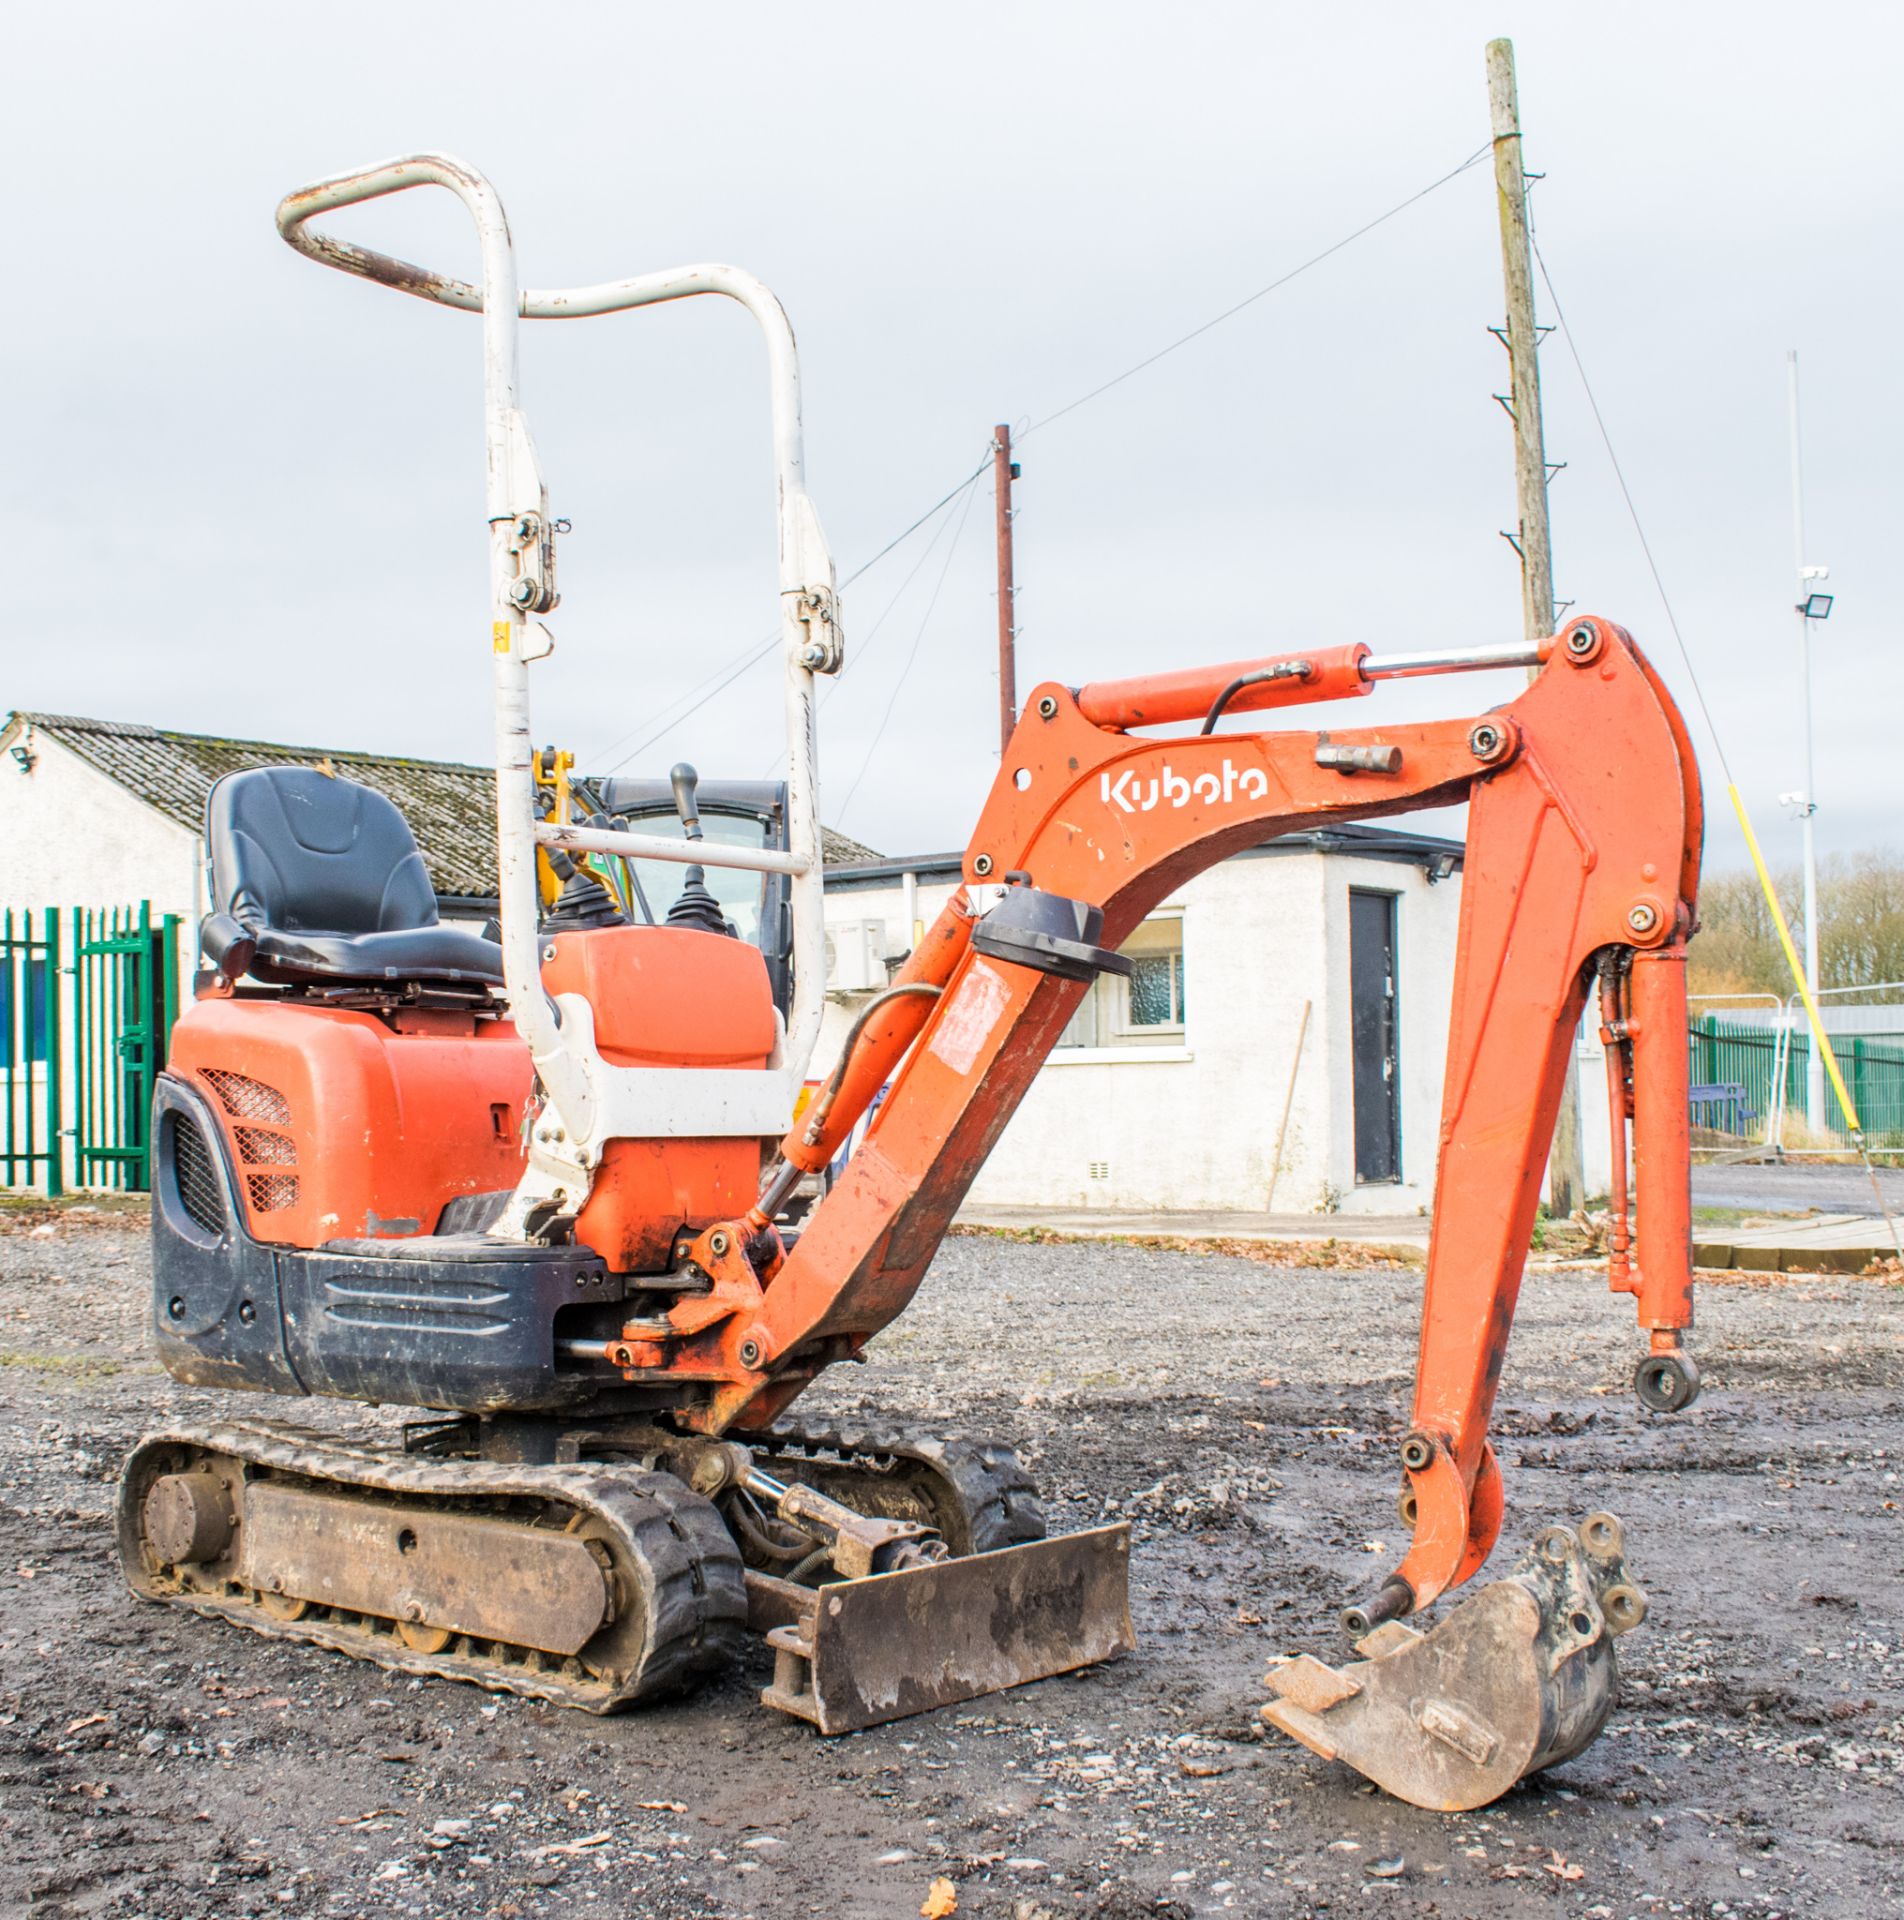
top-left (492, 620), bottom-right (512, 654)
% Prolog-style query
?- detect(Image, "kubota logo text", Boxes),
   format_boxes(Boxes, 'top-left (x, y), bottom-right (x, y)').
top-left (1101, 760), bottom-right (1269, 813)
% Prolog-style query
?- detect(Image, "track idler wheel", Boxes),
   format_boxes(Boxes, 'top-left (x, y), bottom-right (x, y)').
top-left (1262, 1512), bottom-right (1646, 1811)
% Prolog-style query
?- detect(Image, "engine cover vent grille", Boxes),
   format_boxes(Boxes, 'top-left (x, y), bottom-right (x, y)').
top-left (203, 1070), bottom-right (291, 1127)
top-left (170, 1113), bottom-right (225, 1234)
top-left (247, 1174), bottom-right (300, 1213)
top-left (235, 1126), bottom-right (297, 1166)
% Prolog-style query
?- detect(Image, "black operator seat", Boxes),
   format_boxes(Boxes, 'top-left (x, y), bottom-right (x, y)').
top-left (199, 766), bottom-right (505, 989)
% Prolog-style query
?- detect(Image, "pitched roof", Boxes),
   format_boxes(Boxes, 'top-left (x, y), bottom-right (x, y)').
top-left (6, 712), bottom-right (879, 899)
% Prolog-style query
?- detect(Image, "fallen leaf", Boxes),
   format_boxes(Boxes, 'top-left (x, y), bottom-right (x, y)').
top-left (530, 1832), bottom-right (612, 1859)
top-left (1544, 1851), bottom-right (1584, 1882)
top-left (922, 1876), bottom-right (959, 1918)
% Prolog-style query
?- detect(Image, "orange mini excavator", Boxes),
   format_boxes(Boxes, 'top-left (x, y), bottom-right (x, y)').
top-left (119, 155), bottom-right (1704, 1811)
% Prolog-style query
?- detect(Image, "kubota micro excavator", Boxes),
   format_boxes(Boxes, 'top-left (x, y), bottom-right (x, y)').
top-left (118, 154), bottom-right (1704, 1812)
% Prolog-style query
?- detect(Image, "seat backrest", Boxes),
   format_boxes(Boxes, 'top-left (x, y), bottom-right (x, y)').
top-left (208, 766), bottom-right (439, 937)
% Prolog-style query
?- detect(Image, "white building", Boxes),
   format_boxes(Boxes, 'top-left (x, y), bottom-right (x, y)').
top-left (819, 828), bottom-right (1475, 1219)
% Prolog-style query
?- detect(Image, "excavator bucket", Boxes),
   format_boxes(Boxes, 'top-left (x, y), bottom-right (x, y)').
top-left (750, 1525), bottom-right (1134, 1734)
top-left (1262, 1514), bottom-right (1647, 1811)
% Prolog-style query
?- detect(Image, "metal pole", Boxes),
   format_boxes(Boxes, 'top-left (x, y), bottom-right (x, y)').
top-left (1788, 349), bottom-right (1826, 1132)
top-left (1487, 36), bottom-right (1584, 1214)
top-left (993, 424), bottom-right (1019, 756)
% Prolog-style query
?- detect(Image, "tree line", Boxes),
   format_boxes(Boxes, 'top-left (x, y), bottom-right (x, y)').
top-left (1689, 851), bottom-right (1904, 998)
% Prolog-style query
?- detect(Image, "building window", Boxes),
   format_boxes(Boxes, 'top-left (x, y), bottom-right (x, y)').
top-left (1056, 913), bottom-right (1185, 1049)
top-left (1126, 947), bottom-right (1186, 1030)
top-left (0, 956), bottom-right (51, 1067)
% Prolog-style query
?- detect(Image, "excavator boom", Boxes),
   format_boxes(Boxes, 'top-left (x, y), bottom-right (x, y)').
top-left (676, 614), bottom-right (1700, 1801)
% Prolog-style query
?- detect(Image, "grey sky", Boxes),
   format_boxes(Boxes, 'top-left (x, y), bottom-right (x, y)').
top-left (10, 2), bottom-right (1899, 878)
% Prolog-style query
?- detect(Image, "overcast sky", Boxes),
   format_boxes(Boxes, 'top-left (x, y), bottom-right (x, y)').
top-left (9, 3), bottom-right (1899, 879)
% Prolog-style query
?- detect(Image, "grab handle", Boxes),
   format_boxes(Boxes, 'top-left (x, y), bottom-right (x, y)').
top-left (275, 153), bottom-right (503, 314)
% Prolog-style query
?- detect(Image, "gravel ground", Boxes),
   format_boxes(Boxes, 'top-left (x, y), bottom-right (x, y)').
top-left (0, 1208), bottom-right (1898, 1920)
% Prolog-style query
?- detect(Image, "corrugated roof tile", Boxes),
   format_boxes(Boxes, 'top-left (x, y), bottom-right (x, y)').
top-left (7, 713), bottom-right (879, 897)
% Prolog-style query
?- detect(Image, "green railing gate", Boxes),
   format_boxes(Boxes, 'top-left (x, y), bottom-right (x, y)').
top-left (71, 905), bottom-right (181, 1191)
top-left (2, 903), bottom-right (180, 1195)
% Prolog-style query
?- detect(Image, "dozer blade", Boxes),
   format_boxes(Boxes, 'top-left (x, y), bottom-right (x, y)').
top-left (1262, 1513), bottom-right (1647, 1811)
top-left (752, 1523), bottom-right (1133, 1733)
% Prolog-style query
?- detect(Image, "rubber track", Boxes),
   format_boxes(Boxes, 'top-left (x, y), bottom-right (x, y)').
top-left (739, 1422), bottom-right (1046, 1557)
top-left (118, 1421), bottom-right (748, 1714)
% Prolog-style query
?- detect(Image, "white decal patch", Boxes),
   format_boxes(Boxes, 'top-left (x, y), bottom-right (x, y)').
top-left (927, 960), bottom-right (1012, 1077)
top-left (1101, 758), bottom-right (1268, 813)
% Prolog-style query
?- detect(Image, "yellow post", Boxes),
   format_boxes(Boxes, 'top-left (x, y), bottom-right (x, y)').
top-left (1727, 785), bottom-right (1861, 1134)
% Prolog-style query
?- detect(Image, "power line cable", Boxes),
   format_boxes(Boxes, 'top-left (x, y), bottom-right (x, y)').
top-left (836, 468), bottom-right (986, 825)
top-left (586, 633), bottom-right (776, 777)
top-left (837, 453), bottom-right (993, 591)
top-left (1527, 231), bottom-right (1733, 788)
top-left (760, 467), bottom-right (983, 775)
top-left (1024, 143), bottom-right (1491, 437)
top-left (1532, 225), bottom-right (1901, 1250)
top-left (590, 449), bottom-right (994, 775)
top-left (590, 144), bottom-right (1491, 772)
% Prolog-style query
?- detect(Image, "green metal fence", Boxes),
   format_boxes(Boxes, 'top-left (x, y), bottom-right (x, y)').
top-left (1691, 1006), bottom-right (1904, 1149)
top-left (1, 904), bottom-right (181, 1195)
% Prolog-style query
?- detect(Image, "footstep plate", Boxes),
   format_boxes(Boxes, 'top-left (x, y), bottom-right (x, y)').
top-left (755, 1524), bottom-right (1133, 1733)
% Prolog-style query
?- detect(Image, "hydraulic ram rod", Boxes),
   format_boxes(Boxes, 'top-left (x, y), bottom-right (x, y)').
top-left (1361, 640), bottom-right (1549, 678)
top-left (1075, 637), bottom-right (1558, 731)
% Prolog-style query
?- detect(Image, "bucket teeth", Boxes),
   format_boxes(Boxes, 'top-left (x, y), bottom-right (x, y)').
top-left (1261, 1513), bottom-right (1645, 1811)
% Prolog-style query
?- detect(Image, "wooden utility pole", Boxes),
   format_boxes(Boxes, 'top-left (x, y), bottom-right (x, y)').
top-left (993, 424), bottom-right (1019, 755)
top-left (1488, 39), bottom-right (1558, 651)
top-left (1487, 36), bottom-right (1585, 1216)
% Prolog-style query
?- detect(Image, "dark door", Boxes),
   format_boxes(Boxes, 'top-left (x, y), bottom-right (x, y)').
top-left (1349, 890), bottom-right (1400, 1184)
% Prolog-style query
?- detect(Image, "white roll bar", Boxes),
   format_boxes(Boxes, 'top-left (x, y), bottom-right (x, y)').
top-left (276, 154), bottom-right (837, 1217)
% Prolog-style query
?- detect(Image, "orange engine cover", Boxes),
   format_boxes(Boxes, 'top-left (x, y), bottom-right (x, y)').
top-left (168, 997), bottom-right (532, 1246)
top-left (541, 923), bottom-right (777, 1067)
top-left (542, 925), bottom-right (776, 1273)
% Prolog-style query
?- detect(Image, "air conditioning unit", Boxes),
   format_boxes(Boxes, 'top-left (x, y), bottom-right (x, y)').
top-left (824, 920), bottom-right (889, 993)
